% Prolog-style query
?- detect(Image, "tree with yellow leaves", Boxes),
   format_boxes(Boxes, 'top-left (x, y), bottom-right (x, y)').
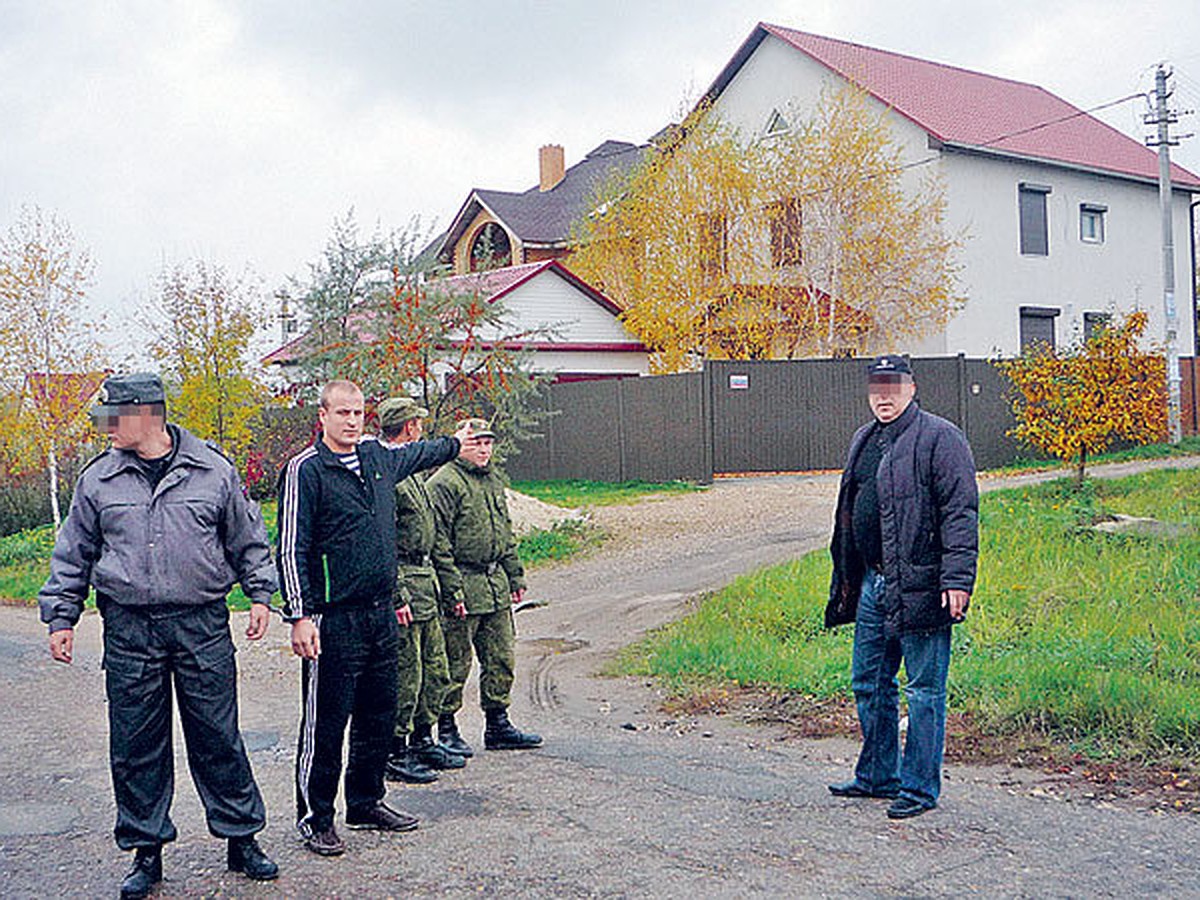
top-left (142, 260), bottom-right (271, 465)
top-left (570, 86), bottom-right (963, 372)
top-left (997, 310), bottom-right (1167, 485)
top-left (0, 206), bottom-right (108, 529)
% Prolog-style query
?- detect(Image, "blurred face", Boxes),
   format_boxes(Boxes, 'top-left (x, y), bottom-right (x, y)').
top-left (868, 376), bottom-right (916, 424)
top-left (460, 435), bottom-right (494, 468)
top-left (98, 406), bottom-right (164, 452)
top-left (319, 385), bottom-right (365, 453)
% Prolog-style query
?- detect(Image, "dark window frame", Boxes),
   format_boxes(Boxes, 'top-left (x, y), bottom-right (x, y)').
top-left (1019, 304), bottom-right (1060, 351)
top-left (1018, 183), bottom-right (1051, 256)
top-left (1079, 203), bottom-right (1107, 244)
top-left (767, 197), bottom-right (803, 267)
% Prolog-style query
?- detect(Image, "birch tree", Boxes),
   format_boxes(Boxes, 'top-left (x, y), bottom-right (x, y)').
top-left (0, 206), bottom-right (107, 529)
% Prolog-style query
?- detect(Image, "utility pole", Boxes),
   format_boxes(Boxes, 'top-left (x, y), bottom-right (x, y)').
top-left (1146, 65), bottom-right (1183, 442)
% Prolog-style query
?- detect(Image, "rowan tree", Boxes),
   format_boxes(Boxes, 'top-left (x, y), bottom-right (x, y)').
top-left (141, 260), bottom-right (272, 465)
top-left (570, 86), bottom-right (963, 371)
top-left (278, 215), bottom-right (553, 454)
top-left (0, 205), bottom-right (108, 529)
top-left (997, 310), bottom-right (1167, 484)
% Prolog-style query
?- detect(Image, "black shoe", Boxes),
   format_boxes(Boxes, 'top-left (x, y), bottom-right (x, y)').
top-left (438, 714), bottom-right (475, 758)
top-left (346, 802), bottom-right (419, 832)
top-left (829, 779), bottom-right (899, 799)
top-left (227, 835), bottom-right (279, 881)
top-left (301, 824), bottom-right (346, 856)
top-left (484, 708), bottom-right (543, 751)
top-left (410, 731), bottom-right (467, 769)
top-left (887, 796), bottom-right (933, 819)
top-left (385, 748), bottom-right (439, 784)
top-left (120, 846), bottom-right (162, 899)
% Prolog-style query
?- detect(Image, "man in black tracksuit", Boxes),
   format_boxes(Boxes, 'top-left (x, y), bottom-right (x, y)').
top-left (276, 380), bottom-right (472, 856)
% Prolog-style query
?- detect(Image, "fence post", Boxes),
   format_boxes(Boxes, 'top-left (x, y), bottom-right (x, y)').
top-left (956, 352), bottom-right (968, 435)
top-left (701, 362), bottom-right (715, 483)
top-left (616, 378), bottom-right (627, 481)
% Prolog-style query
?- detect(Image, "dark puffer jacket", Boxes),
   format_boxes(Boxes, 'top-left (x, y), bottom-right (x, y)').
top-left (825, 402), bottom-right (978, 636)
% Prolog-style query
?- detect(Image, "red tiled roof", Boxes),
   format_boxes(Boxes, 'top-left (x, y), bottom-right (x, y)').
top-left (22, 371), bottom-right (108, 414)
top-left (709, 24), bottom-right (1200, 189)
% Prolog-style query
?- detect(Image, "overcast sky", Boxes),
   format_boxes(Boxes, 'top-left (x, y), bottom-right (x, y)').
top-left (3, 0), bottom-right (1199, 349)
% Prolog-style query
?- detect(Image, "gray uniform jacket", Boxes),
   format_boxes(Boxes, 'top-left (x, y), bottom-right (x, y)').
top-left (39, 424), bottom-right (277, 632)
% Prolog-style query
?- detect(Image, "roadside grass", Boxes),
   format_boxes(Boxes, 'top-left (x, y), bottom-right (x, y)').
top-left (511, 479), bottom-right (705, 507)
top-left (614, 467), bottom-right (1200, 762)
top-left (0, 498), bottom-right (599, 611)
top-left (991, 435), bottom-right (1200, 475)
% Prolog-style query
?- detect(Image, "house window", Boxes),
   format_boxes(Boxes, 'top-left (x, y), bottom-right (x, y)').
top-left (470, 222), bottom-right (511, 271)
top-left (1018, 183), bottom-right (1051, 256)
top-left (1019, 305), bottom-right (1059, 351)
top-left (767, 197), bottom-right (802, 267)
top-left (1080, 204), bottom-right (1106, 244)
top-left (697, 212), bottom-right (727, 276)
top-left (764, 109), bottom-right (790, 136)
top-left (1083, 311), bottom-right (1111, 341)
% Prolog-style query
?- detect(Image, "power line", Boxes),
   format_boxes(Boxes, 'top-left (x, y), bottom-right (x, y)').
top-left (978, 93), bottom-right (1148, 148)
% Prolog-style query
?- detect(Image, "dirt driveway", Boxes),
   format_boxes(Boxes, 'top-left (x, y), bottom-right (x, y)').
top-left (2, 462), bottom-right (1199, 897)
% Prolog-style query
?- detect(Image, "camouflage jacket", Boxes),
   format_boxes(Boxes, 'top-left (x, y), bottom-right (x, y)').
top-left (428, 458), bottom-right (525, 616)
top-left (394, 472), bottom-right (461, 620)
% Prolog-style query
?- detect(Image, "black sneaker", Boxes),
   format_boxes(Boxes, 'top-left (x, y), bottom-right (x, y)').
top-left (227, 835), bottom-right (279, 880)
top-left (345, 802), bottom-right (419, 832)
top-left (119, 846), bottom-right (162, 899)
top-left (301, 824), bottom-right (346, 856)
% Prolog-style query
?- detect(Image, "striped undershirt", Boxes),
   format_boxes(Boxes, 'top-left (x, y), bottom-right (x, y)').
top-left (337, 450), bottom-right (361, 478)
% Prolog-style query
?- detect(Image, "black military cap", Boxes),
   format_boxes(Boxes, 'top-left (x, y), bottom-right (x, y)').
top-left (90, 373), bottom-right (166, 421)
top-left (866, 354), bottom-right (913, 380)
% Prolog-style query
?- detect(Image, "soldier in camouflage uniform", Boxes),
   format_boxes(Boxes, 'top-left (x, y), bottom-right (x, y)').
top-left (428, 418), bottom-right (542, 753)
top-left (376, 398), bottom-right (468, 784)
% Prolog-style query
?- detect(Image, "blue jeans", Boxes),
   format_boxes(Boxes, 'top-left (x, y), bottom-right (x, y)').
top-left (850, 569), bottom-right (951, 808)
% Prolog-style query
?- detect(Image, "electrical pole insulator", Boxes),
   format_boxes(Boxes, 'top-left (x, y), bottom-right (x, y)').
top-left (1152, 65), bottom-right (1182, 443)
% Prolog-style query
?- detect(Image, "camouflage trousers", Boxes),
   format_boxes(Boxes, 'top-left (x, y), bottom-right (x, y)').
top-left (394, 616), bottom-right (451, 739)
top-left (441, 607), bottom-right (515, 714)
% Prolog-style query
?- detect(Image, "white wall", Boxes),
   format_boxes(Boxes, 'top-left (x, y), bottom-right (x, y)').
top-left (479, 269), bottom-right (641, 345)
top-left (707, 32), bottom-right (1199, 360)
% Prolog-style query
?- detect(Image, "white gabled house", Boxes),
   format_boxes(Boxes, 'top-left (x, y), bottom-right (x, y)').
top-left (437, 259), bottom-right (650, 381)
top-left (702, 23), bottom-right (1200, 358)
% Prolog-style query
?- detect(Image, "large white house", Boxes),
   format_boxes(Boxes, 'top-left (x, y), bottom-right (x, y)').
top-left (702, 23), bottom-right (1200, 358)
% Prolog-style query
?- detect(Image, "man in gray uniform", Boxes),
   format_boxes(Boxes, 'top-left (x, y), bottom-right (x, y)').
top-left (39, 373), bottom-right (279, 899)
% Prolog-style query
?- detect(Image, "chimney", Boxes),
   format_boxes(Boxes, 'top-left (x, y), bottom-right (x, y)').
top-left (539, 144), bottom-right (565, 192)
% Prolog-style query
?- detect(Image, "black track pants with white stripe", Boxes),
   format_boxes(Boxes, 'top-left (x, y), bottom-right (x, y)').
top-left (295, 601), bottom-right (400, 834)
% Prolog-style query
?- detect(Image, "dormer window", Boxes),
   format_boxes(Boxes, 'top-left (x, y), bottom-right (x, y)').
top-left (764, 109), bottom-right (790, 137)
top-left (470, 222), bottom-right (512, 271)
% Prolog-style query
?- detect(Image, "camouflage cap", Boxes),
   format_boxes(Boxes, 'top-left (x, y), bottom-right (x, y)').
top-left (377, 396), bottom-right (429, 430)
top-left (90, 372), bottom-right (166, 421)
top-left (459, 417), bottom-right (496, 439)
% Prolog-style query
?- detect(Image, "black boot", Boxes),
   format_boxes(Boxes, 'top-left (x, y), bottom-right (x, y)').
top-left (385, 737), bottom-right (439, 784)
top-left (438, 713), bottom-right (474, 758)
top-left (120, 846), bottom-right (162, 900)
top-left (484, 707), bottom-right (543, 750)
top-left (410, 723), bottom-right (467, 769)
top-left (227, 835), bottom-right (279, 881)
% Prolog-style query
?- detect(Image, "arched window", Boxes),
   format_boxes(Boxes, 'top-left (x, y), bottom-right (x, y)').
top-left (470, 222), bottom-right (512, 271)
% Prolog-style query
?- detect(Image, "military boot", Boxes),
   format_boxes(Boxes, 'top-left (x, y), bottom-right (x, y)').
top-left (120, 845), bottom-right (162, 899)
top-left (437, 713), bottom-right (474, 758)
top-left (227, 835), bottom-right (279, 881)
top-left (410, 722), bottom-right (467, 769)
top-left (385, 735), bottom-right (438, 784)
top-left (483, 707), bottom-right (543, 750)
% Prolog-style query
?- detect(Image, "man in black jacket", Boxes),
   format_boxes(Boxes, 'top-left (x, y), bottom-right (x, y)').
top-left (825, 356), bottom-right (978, 819)
top-left (276, 380), bottom-right (472, 856)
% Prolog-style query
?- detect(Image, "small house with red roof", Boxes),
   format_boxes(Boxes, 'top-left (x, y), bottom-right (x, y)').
top-left (263, 260), bottom-right (649, 382)
top-left (701, 23), bottom-right (1200, 357)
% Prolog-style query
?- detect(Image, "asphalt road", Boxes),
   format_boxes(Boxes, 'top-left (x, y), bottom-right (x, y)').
top-left (1, 463), bottom-right (1198, 898)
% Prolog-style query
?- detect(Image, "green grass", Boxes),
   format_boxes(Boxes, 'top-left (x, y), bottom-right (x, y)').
top-left (992, 435), bottom-right (1200, 474)
top-left (0, 498), bottom-right (594, 609)
top-left (616, 467), bottom-right (1200, 761)
top-left (511, 478), bottom-right (705, 507)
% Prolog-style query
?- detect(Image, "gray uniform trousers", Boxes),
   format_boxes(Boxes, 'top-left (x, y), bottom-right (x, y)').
top-left (102, 600), bottom-right (265, 849)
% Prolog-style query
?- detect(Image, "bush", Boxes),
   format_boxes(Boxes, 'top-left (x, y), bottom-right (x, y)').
top-left (0, 465), bottom-right (80, 537)
top-left (245, 405), bottom-right (317, 500)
